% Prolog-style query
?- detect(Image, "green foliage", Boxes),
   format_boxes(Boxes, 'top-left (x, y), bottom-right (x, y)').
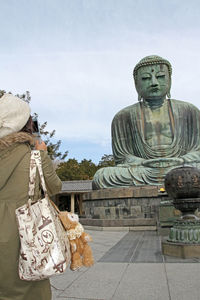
top-left (1, 89), bottom-right (116, 180)
top-left (98, 154), bottom-right (115, 167)
top-left (39, 120), bottom-right (68, 160)
top-left (56, 154), bottom-right (114, 181)
top-left (16, 91), bottom-right (68, 161)
top-left (56, 159), bottom-right (80, 180)
top-left (0, 90), bottom-right (6, 98)
top-left (79, 159), bottom-right (98, 179)
top-left (56, 158), bottom-right (98, 181)
top-left (16, 91), bottom-right (31, 103)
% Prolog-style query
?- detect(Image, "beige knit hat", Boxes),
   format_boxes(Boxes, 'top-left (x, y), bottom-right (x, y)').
top-left (0, 93), bottom-right (31, 138)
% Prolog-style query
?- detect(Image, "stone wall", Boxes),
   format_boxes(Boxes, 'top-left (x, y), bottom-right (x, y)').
top-left (82, 186), bottom-right (173, 228)
top-left (83, 196), bottom-right (163, 219)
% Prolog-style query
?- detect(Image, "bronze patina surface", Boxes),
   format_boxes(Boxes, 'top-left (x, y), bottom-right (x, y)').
top-left (164, 166), bottom-right (200, 246)
top-left (93, 55), bottom-right (200, 189)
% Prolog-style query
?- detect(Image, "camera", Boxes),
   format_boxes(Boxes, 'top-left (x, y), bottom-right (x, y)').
top-left (32, 115), bottom-right (41, 143)
top-left (32, 117), bottom-right (40, 134)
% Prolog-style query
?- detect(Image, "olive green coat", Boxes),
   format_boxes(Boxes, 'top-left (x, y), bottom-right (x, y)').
top-left (0, 132), bottom-right (62, 300)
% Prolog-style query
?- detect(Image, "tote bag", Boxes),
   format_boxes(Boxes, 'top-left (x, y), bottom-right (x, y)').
top-left (15, 150), bottom-right (71, 281)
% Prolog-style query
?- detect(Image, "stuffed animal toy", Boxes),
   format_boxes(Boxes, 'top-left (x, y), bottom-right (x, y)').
top-left (59, 211), bottom-right (94, 271)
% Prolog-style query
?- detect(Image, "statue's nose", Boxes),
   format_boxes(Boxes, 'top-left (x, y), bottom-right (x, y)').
top-left (151, 76), bottom-right (158, 87)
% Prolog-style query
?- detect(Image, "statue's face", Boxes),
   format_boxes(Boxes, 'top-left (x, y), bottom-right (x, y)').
top-left (135, 64), bottom-right (170, 101)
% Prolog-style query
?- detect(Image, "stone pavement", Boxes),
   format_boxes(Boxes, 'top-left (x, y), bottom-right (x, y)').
top-left (50, 230), bottom-right (200, 300)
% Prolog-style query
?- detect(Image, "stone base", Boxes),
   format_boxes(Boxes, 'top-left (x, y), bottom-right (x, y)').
top-left (157, 226), bottom-right (172, 236)
top-left (80, 217), bottom-right (156, 227)
top-left (83, 186), bottom-right (166, 219)
top-left (168, 218), bottom-right (200, 243)
top-left (82, 186), bottom-right (174, 229)
top-left (159, 201), bottom-right (181, 227)
top-left (83, 225), bottom-right (157, 231)
top-left (162, 238), bottom-right (200, 258)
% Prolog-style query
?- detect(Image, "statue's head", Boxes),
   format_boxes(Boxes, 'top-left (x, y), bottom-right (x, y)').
top-left (133, 55), bottom-right (172, 102)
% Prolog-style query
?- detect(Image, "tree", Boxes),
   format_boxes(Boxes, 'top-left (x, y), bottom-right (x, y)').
top-left (79, 159), bottom-right (98, 179)
top-left (56, 158), bottom-right (98, 181)
top-left (16, 91), bottom-right (31, 103)
top-left (1, 89), bottom-right (117, 179)
top-left (56, 155), bottom-right (116, 181)
top-left (56, 159), bottom-right (82, 181)
top-left (39, 120), bottom-right (68, 161)
top-left (98, 154), bottom-right (115, 167)
top-left (17, 91), bottom-right (68, 161)
top-left (0, 90), bottom-right (6, 98)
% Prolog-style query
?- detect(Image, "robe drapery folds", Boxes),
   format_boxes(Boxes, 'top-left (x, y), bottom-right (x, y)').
top-left (93, 99), bottom-right (200, 188)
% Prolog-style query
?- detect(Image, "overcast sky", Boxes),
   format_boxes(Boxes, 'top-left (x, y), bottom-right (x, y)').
top-left (1, 0), bottom-right (200, 163)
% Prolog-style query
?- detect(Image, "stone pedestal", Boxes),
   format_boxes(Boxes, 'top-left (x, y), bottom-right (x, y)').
top-left (81, 186), bottom-right (175, 230)
top-left (161, 218), bottom-right (200, 257)
top-left (159, 201), bottom-right (181, 227)
top-left (162, 167), bottom-right (200, 258)
top-left (162, 238), bottom-right (200, 258)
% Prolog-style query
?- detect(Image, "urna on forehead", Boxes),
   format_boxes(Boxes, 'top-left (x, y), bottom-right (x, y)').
top-left (133, 55), bottom-right (172, 80)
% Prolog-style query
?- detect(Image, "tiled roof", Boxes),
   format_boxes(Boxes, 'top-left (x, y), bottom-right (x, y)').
top-left (61, 180), bottom-right (93, 193)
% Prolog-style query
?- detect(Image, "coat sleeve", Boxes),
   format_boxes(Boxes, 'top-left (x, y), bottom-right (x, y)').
top-left (40, 150), bottom-right (62, 196)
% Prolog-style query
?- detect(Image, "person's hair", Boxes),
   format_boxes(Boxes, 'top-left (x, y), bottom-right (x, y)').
top-left (20, 116), bottom-right (34, 135)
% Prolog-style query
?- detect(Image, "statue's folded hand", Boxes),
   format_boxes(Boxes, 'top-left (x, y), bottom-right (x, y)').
top-left (122, 155), bottom-right (146, 166)
top-left (142, 157), bottom-right (184, 168)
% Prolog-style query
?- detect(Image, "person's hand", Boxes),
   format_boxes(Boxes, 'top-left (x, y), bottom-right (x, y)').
top-left (35, 140), bottom-right (47, 151)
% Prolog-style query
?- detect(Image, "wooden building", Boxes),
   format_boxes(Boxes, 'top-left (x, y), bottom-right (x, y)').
top-left (54, 180), bottom-right (92, 215)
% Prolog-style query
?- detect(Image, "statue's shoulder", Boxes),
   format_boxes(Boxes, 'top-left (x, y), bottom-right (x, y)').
top-left (113, 102), bottom-right (139, 120)
top-left (171, 99), bottom-right (199, 112)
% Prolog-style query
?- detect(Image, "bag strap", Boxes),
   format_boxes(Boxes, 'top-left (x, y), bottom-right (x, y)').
top-left (28, 151), bottom-right (62, 215)
top-left (28, 151), bottom-right (37, 197)
top-left (50, 198), bottom-right (61, 214)
top-left (28, 150), bottom-right (47, 198)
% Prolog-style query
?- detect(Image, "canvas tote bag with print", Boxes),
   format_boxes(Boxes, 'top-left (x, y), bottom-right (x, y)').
top-left (15, 150), bottom-right (71, 281)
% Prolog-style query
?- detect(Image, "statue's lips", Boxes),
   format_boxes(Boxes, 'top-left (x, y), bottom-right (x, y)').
top-left (150, 88), bottom-right (159, 92)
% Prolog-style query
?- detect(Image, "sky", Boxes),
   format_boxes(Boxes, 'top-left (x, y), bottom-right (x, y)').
top-left (1, 0), bottom-right (200, 163)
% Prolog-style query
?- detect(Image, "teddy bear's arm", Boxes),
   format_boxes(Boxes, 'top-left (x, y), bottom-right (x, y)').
top-left (81, 232), bottom-right (92, 243)
top-left (70, 240), bottom-right (77, 253)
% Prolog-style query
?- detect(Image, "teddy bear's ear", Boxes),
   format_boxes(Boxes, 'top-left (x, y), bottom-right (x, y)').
top-left (68, 212), bottom-right (79, 223)
top-left (59, 212), bottom-right (71, 230)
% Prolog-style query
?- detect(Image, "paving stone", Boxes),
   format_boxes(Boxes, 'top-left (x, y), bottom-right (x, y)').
top-left (165, 263), bottom-right (200, 300)
top-left (51, 288), bottom-right (62, 300)
top-left (59, 263), bottom-right (127, 300)
top-left (50, 267), bottom-right (87, 290)
top-left (113, 263), bottom-right (169, 300)
top-left (131, 231), bottom-right (163, 263)
top-left (51, 229), bottom-right (200, 300)
top-left (99, 231), bottom-right (143, 263)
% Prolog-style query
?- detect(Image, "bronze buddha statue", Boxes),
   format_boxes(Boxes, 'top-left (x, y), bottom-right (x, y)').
top-left (93, 55), bottom-right (200, 189)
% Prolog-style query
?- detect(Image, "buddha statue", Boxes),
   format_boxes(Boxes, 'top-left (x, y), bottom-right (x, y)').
top-left (93, 55), bottom-right (200, 189)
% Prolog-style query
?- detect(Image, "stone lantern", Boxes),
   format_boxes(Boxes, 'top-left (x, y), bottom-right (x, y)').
top-left (162, 166), bottom-right (200, 258)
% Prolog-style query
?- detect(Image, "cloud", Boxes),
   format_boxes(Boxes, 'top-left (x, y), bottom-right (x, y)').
top-left (1, 32), bottom-right (200, 148)
top-left (1, 0), bottom-right (200, 161)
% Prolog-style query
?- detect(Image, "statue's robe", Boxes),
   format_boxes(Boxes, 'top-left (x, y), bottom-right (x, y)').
top-left (93, 99), bottom-right (200, 189)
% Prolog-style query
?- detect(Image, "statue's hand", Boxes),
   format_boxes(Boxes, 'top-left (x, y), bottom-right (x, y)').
top-left (123, 155), bottom-right (145, 166)
top-left (142, 157), bottom-right (184, 168)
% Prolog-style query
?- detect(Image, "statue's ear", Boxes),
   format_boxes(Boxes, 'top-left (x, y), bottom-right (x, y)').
top-left (167, 73), bottom-right (172, 99)
top-left (167, 91), bottom-right (171, 99)
top-left (134, 77), bottom-right (142, 101)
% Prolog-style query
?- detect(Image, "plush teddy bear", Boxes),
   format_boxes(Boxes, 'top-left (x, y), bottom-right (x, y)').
top-left (59, 211), bottom-right (94, 271)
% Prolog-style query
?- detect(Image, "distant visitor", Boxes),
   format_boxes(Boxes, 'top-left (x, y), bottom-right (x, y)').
top-left (92, 55), bottom-right (200, 189)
